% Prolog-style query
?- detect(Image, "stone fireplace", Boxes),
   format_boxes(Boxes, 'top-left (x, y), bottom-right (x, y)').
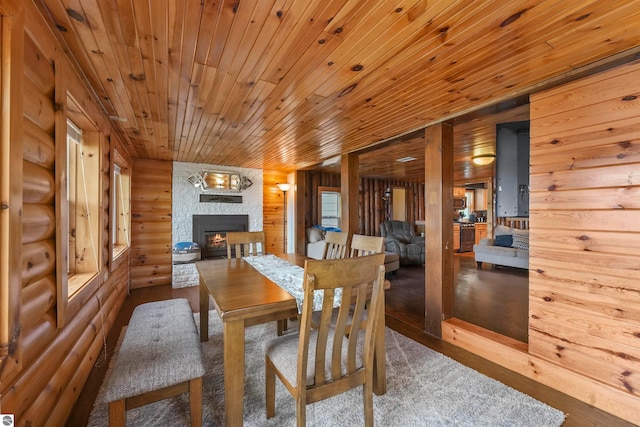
top-left (192, 214), bottom-right (249, 259)
top-left (171, 161), bottom-right (263, 288)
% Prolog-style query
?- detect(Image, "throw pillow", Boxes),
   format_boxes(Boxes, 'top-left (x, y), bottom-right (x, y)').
top-left (511, 231), bottom-right (529, 251)
top-left (494, 234), bottom-right (513, 247)
top-left (307, 228), bottom-right (324, 243)
top-left (494, 224), bottom-right (515, 236)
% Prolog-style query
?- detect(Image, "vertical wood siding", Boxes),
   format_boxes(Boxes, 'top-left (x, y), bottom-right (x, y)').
top-left (130, 159), bottom-right (173, 288)
top-left (0, 3), bottom-right (131, 424)
top-left (529, 60), bottom-right (640, 403)
top-left (263, 170), bottom-right (288, 253)
top-left (300, 171), bottom-right (425, 236)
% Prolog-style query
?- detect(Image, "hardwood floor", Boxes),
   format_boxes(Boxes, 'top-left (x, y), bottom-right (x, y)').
top-left (386, 252), bottom-right (529, 342)
top-left (66, 257), bottom-right (635, 427)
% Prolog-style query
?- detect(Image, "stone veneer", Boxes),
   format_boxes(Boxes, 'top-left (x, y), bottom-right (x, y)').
top-left (171, 161), bottom-right (263, 287)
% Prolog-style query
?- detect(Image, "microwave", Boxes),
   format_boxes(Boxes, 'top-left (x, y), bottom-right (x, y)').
top-left (453, 198), bottom-right (466, 209)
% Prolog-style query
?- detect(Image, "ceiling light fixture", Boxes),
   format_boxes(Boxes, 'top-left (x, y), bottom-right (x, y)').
top-left (396, 156), bottom-right (417, 163)
top-left (471, 154), bottom-right (496, 166)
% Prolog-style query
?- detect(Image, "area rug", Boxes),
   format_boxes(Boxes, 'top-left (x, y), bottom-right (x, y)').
top-left (88, 312), bottom-right (565, 426)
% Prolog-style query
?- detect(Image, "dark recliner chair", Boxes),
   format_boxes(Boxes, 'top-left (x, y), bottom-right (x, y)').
top-left (380, 220), bottom-right (425, 265)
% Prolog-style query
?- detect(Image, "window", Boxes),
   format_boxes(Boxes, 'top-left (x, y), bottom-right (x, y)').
top-left (64, 118), bottom-right (100, 298)
top-left (318, 186), bottom-right (341, 228)
top-left (112, 153), bottom-right (130, 260)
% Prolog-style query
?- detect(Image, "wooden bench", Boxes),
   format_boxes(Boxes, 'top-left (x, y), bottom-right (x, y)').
top-left (103, 299), bottom-right (205, 427)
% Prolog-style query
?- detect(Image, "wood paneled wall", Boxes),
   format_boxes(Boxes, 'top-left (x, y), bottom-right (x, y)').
top-left (0, 3), bottom-right (131, 424)
top-left (443, 59), bottom-right (640, 426)
top-left (130, 159), bottom-right (172, 289)
top-left (301, 171), bottom-right (425, 237)
top-left (263, 170), bottom-right (288, 253)
top-left (528, 60), bottom-right (640, 421)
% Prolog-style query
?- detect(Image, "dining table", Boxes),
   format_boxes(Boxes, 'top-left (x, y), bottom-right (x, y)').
top-left (197, 252), bottom-right (388, 426)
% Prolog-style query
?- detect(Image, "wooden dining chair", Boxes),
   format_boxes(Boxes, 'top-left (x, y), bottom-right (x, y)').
top-left (226, 231), bottom-right (265, 258)
top-left (264, 253), bottom-right (386, 427)
top-left (350, 234), bottom-right (385, 257)
top-left (321, 231), bottom-right (349, 259)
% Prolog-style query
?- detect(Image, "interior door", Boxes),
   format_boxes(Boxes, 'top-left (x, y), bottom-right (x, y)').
top-left (392, 187), bottom-right (406, 221)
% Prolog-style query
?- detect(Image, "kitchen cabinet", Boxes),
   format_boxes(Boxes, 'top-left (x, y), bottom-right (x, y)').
top-left (475, 223), bottom-right (487, 245)
top-left (453, 223), bottom-right (460, 251)
top-left (453, 187), bottom-right (466, 198)
top-left (474, 189), bottom-right (488, 211)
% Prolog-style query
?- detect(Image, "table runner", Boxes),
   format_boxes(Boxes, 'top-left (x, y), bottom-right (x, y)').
top-left (243, 254), bottom-right (341, 313)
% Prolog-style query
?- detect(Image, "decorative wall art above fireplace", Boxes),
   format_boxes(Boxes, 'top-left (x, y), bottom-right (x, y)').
top-left (187, 169), bottom-right (253, 191)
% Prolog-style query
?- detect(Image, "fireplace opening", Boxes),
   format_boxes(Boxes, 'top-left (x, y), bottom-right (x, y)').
top-left (193, 214), bottom-right (249, 259)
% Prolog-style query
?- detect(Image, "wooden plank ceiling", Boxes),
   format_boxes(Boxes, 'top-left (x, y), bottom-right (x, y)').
top-left (35, 0), bottom-right (640, 183)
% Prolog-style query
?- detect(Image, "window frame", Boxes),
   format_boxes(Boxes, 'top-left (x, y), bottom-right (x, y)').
top-left (111, 148), bottom-right (130, 262)
top-left (55, 83), bottom-right (102, 327)
top-left (318, 186), bottom-right (341, 229)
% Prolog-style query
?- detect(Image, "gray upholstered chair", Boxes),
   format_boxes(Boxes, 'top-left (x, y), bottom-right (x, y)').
top-left (380, 220), bottom-right (425, 265)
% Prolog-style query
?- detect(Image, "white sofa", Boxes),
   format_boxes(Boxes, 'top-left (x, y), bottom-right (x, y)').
top-left (473, 225), bottom-right (529, 269)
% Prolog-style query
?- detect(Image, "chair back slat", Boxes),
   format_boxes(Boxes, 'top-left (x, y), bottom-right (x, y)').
top-left (298, 254), bottom-right (385, 391)
top-left (322, 231), bottom-right (348, 259)
top-left (350, 234), bottom-right (384, 257)
top-left (226, 231), bottom-right (265, 258)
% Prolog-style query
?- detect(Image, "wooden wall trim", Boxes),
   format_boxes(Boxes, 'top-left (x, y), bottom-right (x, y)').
top-left (0, 6), bottom-right (24, 379)
top-left (424, 122), bottom-right (454, 337)
top-left (54, 59), bottom-right (69, 327)
top-left (340, 153), bottom-right (359, 238)
top-left (442, 318), bottom-right (640, 425)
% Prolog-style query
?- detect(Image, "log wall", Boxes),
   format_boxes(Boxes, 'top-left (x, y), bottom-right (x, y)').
top-left (301, 171), bottom-right (425, 237)
top-left (528, 59), bottom-right (640, 417)
top-left (0, 2), bottom-right (131, 425)
top-left (130, 159), bottom-right (172, 289)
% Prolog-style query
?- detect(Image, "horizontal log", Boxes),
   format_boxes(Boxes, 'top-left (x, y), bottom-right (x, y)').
top-left (130, 221), bottom-right (171, 233)
top-left (530, 228), bottom-right (640, 258)
top-left (20, 312), bottom-right (58, 371)
top-left (20, 310), bottom-right (100, 426)
top-left (530, 300), bottom-right (640, 350)
top-left (1, 255), bottom-right (127, 410)
top-left (530, 284), bottom-right (640, 325)
top-left (23, 160), bottom-right (55, 204)
top-left (131, 253), bottom-right (171, 266)
top-left (132, 158), bottom-right (172, 173)
top-left (21, 275), bottom-right (55, 331)
top-left (130, 212), bottom-right (172, 222)
top-left (130, 189), bottom-right (172, 202)
top-left (22, 239), bottom-right (55, 286)
top-left (530, 263), bottom-right (640, 299)
top-left (23, 117), bottom-right (55, 169)
top-left (130, 242), bottom-right (172, 253)
top-left (531, 162), bottom-right (640, 192)
top-left (129, 264), bottom-right (172, 277)
top-left (531, 61), bottom-right (640, 121)
top-left (22, 203), bottom-right (55, 244)
top-left (129, 200), bottom-right (172, 214)
top-left (530, 187), bottom-right (640, 211)
top-left (442, 318), bottom-right (640, 425)
top-left (23, 75), bottom-right (55, 133)
top-left (530, 210), bottom-right (640, 233)
top-left (130, 274), bottom-right (172, 289)
top-left (528, 331), bottom-right (639, 398)
top-left (24, 32), bottom-right (54, 97)
top-left (42, 327), bottom-right (108, 426)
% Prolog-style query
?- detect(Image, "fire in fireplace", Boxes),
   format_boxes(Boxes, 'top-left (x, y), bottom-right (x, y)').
top-left (193, 214), bottom-right (249, 259)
